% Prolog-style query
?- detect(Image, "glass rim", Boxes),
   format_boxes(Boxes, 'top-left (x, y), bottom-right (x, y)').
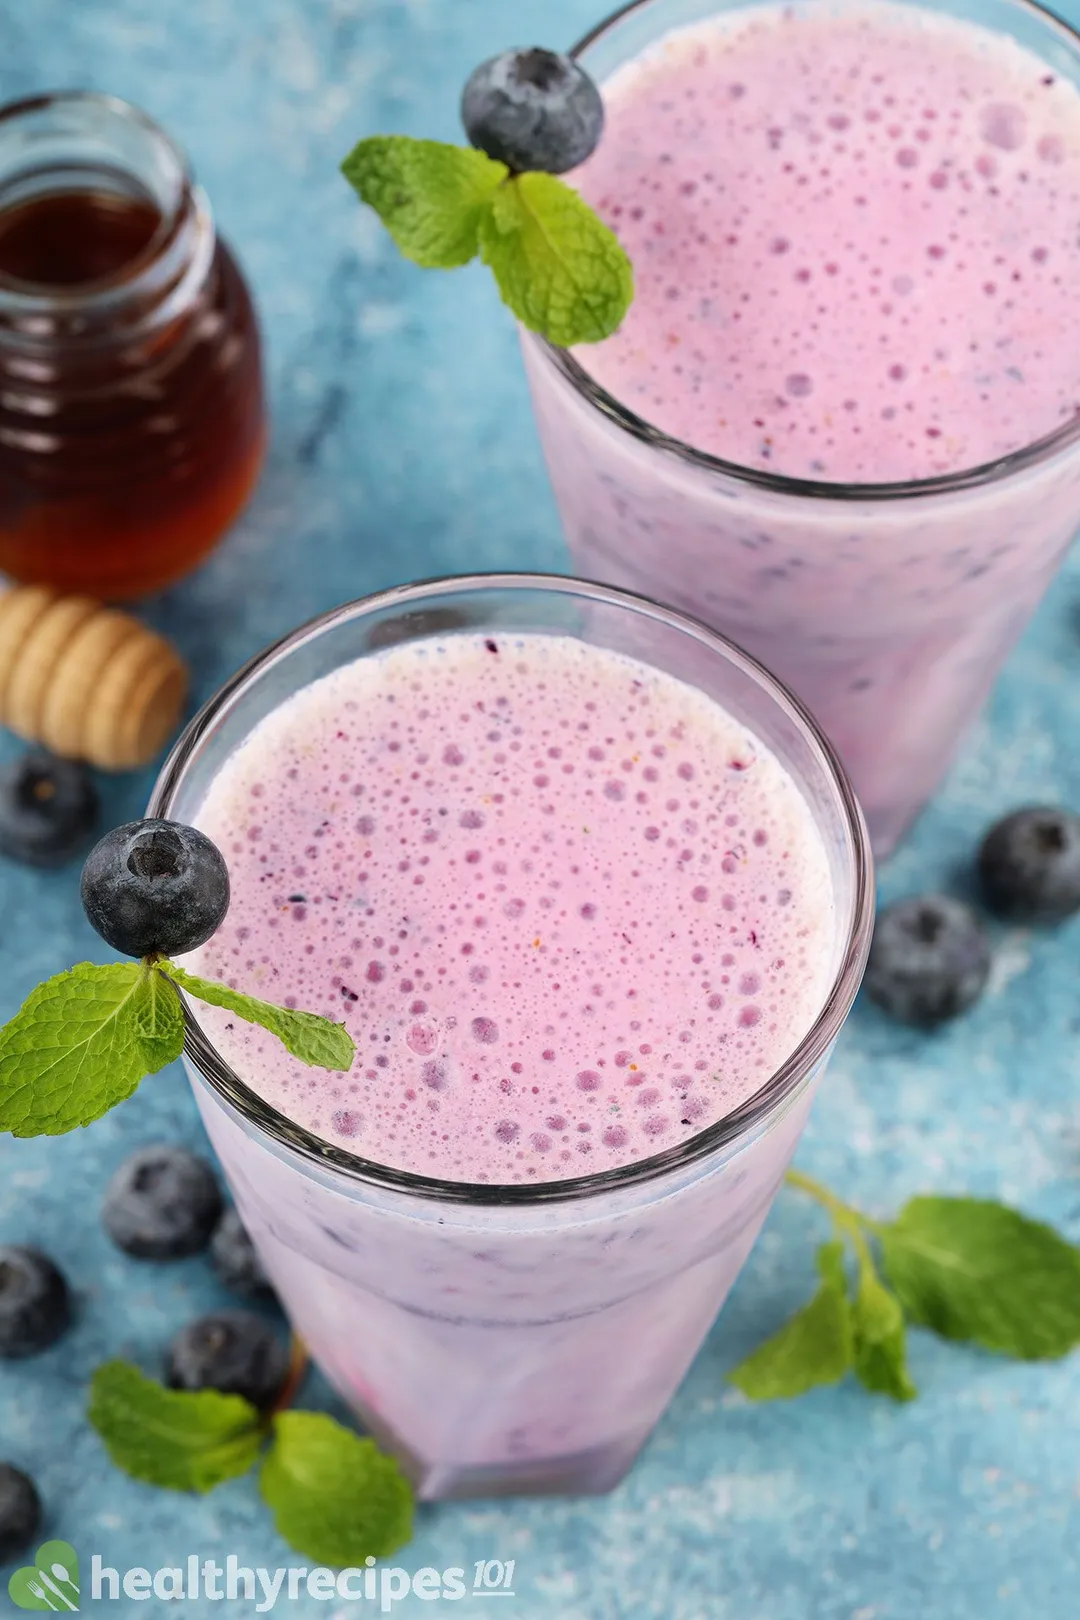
top-left (0, 89), bottom-right (195, 309)
top-left (526, 0), bottom-right (1080, 503)
top-left (149, 572), bottom-right (875, 1207)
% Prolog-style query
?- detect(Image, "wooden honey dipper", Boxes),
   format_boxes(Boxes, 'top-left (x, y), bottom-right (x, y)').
top-left (0, 586), bottom-right (188, 770)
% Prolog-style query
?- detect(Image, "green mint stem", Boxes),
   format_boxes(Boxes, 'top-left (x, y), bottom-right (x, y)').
top-left (786, 1167), bottom-right (866, 1232)
top-left (784, 1168), bottom-right (888, 1277)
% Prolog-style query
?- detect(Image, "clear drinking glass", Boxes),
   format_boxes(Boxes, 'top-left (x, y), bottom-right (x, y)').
top-left (521, 0), bottom-right (1080, 856)
top-left (149, 575), bottom-right (873, 1501)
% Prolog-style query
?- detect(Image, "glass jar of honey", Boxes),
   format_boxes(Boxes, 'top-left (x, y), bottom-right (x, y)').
top-left (0, 91), bottom-right (266, 599)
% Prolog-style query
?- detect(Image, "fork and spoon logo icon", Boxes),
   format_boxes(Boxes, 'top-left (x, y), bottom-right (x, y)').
top-left (7, 1540), bottom-right (80, 1611)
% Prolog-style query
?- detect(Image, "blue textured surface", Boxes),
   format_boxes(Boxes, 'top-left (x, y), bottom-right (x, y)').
top-left (2, 2), bottom-right (1080, 1615)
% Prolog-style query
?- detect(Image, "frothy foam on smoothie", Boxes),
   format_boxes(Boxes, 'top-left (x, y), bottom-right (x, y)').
top-left (572, 2), bottom-right (1080, 481)
top-left (187, 634), bottom-right (835, 1183)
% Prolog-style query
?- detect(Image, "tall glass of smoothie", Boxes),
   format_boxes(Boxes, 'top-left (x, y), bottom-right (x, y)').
top-left (522, 0), bottom-right (1080, 854)
top-left (149, 575), bottom-right (872, 1500)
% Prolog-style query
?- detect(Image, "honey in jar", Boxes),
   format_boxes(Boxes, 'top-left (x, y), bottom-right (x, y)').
top-left (0, 92), bottom-right (266, 599)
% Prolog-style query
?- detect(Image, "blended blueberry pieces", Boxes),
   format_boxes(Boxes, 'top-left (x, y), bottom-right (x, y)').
top-left (0, 1463), bottom-right (41, 1563)
top-left (978, 807), bottom-right (1080, 925)
top-left (0, 751), bottom-right (98, 869)
top-left (866, 895), bottom-right (991, 1027)
top-left (81, 818), bottom-right (229, 959)
top-left (167, 1310), bottom-right (290, 1411)
top-left (102, 1145), bottom-right (223, 1260)
top-left (461, 47), bottom-right (604, 174)
top-left (0, 1246), bottom-right (71, 1358)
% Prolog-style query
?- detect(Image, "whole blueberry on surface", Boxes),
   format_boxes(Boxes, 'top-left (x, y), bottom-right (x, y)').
top-left (461, 48), bottom-right (604, 174)
top-left (0, 751), bottom-right (99, 869)
top-left (102, 1145), bottom-right (223, 1260)
top-left (81, 818), bottom-right (229, 958)
top-left (210, 1209), bottom-right (278, 1305)
top-left (866, 895), bottom-right (991, 1026)
top-left (0, 1464), bottom-right (41, 1564)
top-left (0, 1247), bottom-right (71, 1358)
top-left (978, 806), bottom-right (1080, 924)
top-left (167, 1310), bottom-right (290, 1410)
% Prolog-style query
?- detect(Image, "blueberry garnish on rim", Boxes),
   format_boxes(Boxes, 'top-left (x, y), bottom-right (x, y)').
top-left (0, 816), bottom-right (355, 1141)
top-left (81, 818), bottom-right (230, 959)
top-left (341, 44), bottom-right (632, 348)
top-left (461, 48), bottom-right (605, 175)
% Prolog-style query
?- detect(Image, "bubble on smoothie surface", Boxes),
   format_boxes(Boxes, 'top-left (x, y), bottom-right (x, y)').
top-left (570, 1), bottom-right (1080, 481)
top-left (185, 634), bottom-right (836, 1183)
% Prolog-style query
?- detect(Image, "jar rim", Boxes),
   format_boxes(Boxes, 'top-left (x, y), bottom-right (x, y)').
top-left (0, 89), bottom-right (200, 312)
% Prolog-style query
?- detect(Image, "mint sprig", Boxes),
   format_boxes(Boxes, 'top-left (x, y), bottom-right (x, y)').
top-left (89, 1360), bottom-right (264, 1493)
top-left (341, 136), bottom-right (507, 268)
top-left (729, 1239), bottom-right (853, 1401)
top-left (729, 1169), bottom-right (1080, 1401)
top-left (261, 1411), bottom-right (414, 1565)
top-left (479, 168), bottom-right (634, 347)
top-left (879, 1196), bottom-right (1080, 1359)
top-left (0, 958), bottom-right (355, 1139)
top-left (0, 963), bottom-right (182, 1137)
top-left (341, 135), bottom-right (633, 346)
top-left (88, 1362), bottom-right (414, 1564)
top-left (162, 964), bottom-right (355, 1072)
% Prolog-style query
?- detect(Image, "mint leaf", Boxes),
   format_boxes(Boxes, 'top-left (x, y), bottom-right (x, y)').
top-left (260, 1411), bottom-right (414, 1565)
top-left (341, 136), bottom-right (507, 268)
top-left (729, 1240), bottom-right (854, 1400)
top-left (0, 963), bottom-right (182, 1138)
top-left (134, 966), bottom-right (186, 1068)
top-left (162, 964), bottom-right (355, 1072)
top-left (852, 1259), bottom-right (917, 1402)
top-left (89, 1361), bottom-right (264, 1493)
top-left (879, 1196), bottom-right (1080, 1360)
top-left (478, 170), bottom-right (634, 346)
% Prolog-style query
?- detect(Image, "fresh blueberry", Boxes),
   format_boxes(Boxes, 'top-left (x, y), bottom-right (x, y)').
top-left (978, 806), bottom-right (1080, 924)
top-left (0, 751), bottom-right (99, 869)
top-left (461, 48), bottom-right (604, 175)
top-left (866, 895), bottom-right (991, 1026)
top-left (81, 818), bottom-right (229, 959)
top-left (0, 1464), bottom-right (41, 1564)
top-left (166, 1310), bottom-right (290, 1411)
top-left (210, 1209), bottom-right (278, 1305)
top-left (0, 1247), bottom-right (71, 1358)
top-left (102, 1145), bottom-right (223, 1260)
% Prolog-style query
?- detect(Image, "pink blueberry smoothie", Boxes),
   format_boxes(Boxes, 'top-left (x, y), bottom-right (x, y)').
top-left (523, 0), bottom-right (1080, 855)
top-left (187, 632), bottom-right (834, 1181)
top-left (176, 619), bottom-right (857, 1498)
top-left (573, 1), bottom-right (1080, 483)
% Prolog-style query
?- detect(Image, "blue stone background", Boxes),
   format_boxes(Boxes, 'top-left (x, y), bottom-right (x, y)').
top-left (2, 0), bottom-right (1079, 1614)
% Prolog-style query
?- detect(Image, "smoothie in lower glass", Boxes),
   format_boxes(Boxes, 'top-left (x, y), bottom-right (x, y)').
top-left (152, 576), bottom-right (872, 1499)
top-left (522, 0), bottom-right (1080, 853)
